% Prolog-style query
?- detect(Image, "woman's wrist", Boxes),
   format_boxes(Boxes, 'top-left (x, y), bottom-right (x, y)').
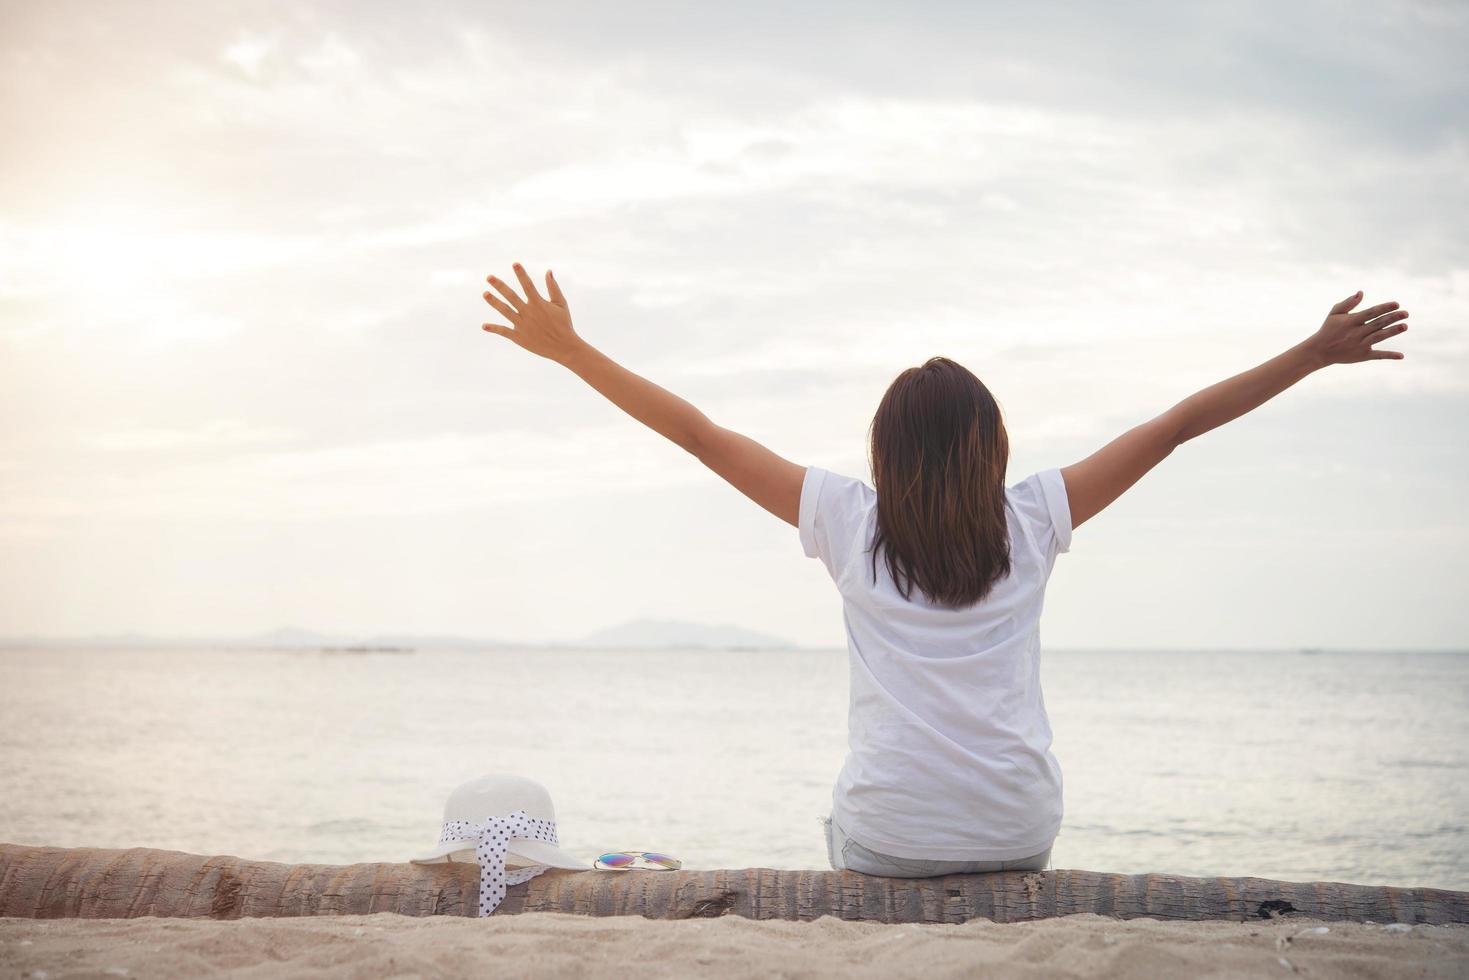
top-left (557, 338), bottom-right (600, 373)
top-left (1292, 336), bottom-right (1332, 374)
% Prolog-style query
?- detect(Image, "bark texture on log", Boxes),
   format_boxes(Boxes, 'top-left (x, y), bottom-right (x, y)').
top-left (2, 844), bottom-right (1465, 925)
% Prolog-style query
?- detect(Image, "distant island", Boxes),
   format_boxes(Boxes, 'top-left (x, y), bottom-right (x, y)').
top-left (0, 618), bottom-right (801, 652)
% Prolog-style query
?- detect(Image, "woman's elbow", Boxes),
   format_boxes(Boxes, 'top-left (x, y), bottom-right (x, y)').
top-left (1151, 410), bottom-right (1190, 450)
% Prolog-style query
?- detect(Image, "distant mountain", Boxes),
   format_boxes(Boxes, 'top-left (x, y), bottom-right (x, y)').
top-left (573, 617), bottom-right (795, 650)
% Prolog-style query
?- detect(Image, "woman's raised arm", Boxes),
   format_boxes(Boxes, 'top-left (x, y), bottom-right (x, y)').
top-left (480, 263), bottom-right (804, 527)
top-left (1060, 291), bottom-right (1411, 530)
top-left (481, 262), bottom-right (713, 453)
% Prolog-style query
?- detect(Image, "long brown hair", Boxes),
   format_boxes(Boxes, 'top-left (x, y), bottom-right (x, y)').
top-left (866, 356), bottom-right (1011, 608)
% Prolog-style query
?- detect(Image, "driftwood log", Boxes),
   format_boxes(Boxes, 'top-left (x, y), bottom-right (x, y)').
top-left (2, 843), bottom-right (1465, 925)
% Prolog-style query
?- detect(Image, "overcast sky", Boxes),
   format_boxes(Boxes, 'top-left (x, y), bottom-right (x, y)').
top-left (1, 0), bottom-right (1465, 649)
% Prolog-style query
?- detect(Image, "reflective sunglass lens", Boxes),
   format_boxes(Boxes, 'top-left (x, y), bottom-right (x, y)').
top-left (598, 853), bottom-right (636, 867)
top-left (642, 853), bottom-right (678, 867)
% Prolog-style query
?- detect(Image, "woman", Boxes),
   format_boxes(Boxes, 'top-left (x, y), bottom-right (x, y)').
top-left (480, 263), bottom-right (1410, 877)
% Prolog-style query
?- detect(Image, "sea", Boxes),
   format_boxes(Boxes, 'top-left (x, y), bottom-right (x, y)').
top-left (1, 646), bottom-right (1465, 891)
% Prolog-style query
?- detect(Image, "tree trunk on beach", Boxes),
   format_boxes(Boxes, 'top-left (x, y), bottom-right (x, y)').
top-left (2, 843), bottom-right (1465, 925)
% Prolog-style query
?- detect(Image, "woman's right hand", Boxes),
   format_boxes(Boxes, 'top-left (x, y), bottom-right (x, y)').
top-left (1306, 291), bottom-right (1410, 367)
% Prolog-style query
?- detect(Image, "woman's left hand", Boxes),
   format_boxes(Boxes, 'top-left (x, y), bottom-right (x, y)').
top-left (481, 263), bottom-right (585, 364)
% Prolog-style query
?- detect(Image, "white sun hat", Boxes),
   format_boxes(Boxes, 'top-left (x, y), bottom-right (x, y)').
top-left (411, 773), bottom-right (587, 916)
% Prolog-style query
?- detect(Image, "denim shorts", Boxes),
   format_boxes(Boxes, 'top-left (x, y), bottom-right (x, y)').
top-left (821, 813), bottom-right (1053, 877)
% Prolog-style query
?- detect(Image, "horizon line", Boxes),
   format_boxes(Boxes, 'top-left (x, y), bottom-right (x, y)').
top-left (0, 634), bottom-right (1464, 655)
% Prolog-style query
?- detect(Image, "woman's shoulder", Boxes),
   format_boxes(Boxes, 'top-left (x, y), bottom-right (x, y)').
top-left (808, 465), bottom-right (875, 495)
top-left (1004, 469), bottom-right (1073, 559)
top-left (800, 466), bottom-right (878, 580)
top-left (805, 465), bottom-right (877, 523)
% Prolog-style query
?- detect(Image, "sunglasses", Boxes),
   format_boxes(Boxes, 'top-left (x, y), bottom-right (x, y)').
top-left (595, 851), bottom-right (682, 871)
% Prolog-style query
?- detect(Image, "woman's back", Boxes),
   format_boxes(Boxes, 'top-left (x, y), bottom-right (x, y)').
top-left (800, 464), bottom-right (1072, 860)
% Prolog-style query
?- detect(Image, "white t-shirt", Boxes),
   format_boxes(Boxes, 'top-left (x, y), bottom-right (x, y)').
top-left (799, 464), bottom-right (1072, 861)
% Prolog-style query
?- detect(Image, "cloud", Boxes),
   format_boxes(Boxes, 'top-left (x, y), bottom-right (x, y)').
top-left (84, 420), bottom-right (301, 452)
top-left (0, 0), bottom-right (1464, 642)
top-left (1, 424), bottom-right (713, 527)
top-left (219, 33), bottom-right (276, 78)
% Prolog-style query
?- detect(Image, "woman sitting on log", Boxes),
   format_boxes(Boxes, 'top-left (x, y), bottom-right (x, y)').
top-left (479, 265), bottom-right (1409, 877)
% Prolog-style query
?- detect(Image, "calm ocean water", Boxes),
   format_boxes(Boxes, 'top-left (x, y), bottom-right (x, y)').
top-left (1, 647), bottom-right (1465, 891)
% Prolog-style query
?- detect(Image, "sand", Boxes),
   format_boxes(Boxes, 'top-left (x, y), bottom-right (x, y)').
top-left (2, 912), bottom-right (1466, 979)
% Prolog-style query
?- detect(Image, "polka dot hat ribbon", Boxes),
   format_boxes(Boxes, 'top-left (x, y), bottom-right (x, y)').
top-left (436, 808), bottom-right (561, 916)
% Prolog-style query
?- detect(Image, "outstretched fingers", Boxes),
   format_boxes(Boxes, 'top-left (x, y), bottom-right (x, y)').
top-left (1359, 310), bottom-right (1409, 343)
top-left (483, 290), bottom-right (518, 322)
top-left (1361, 308), bottom-right (1408, 329)
top-left (1365, 318), bottom-right (1409, 346)
top-left (1317, 290), bottom-right (1412, 366)
top-left (544, 268), bottom-right (567, 307)
top-left (1353, 300), bottom-right (1400, 326)
top-left (512, 262), bottom-right (545, 303)
top-left (486, 274), bottom-right (524, 310)
top-left (1363, 309), bottom-right (1409, 361)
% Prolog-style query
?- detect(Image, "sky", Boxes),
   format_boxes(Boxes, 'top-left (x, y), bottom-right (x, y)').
top-left (1, 0), bottom-right (1465, 649)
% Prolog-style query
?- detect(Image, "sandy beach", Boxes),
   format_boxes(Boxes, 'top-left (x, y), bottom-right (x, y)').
top-left (3, 912), bottom-right (1466, 979)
